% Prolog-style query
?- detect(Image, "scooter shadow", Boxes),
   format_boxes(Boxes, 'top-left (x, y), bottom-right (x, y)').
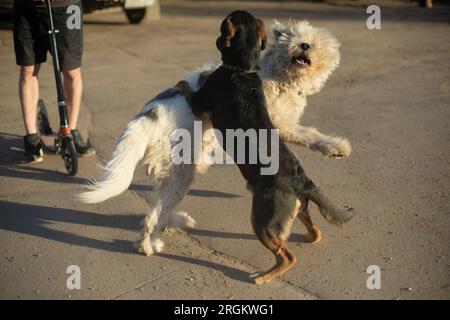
top-left (0, 131), bottom-right (87, 185)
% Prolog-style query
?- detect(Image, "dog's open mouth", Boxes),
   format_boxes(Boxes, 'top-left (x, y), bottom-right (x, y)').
top-left (292, 53), bottom-right (311, 68)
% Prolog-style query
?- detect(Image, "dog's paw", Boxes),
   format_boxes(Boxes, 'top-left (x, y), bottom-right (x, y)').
top-left (151, 238), bottom-right (165, 253)
top-left (169, 211), bottom-right (196, 230)
top-left (303, 225), bottom-right (321, 244)
top-left (249, 272), bottom-right (273, 285)
top-left (136, 233), bottom-right (164, 256)
top-left (303, 232), bottom-right (321, 244)
top-left (248, 272), bottom-right (266, 284)
top-left (313, 137), bottom-right (352, 158)
top-left (136, 236), bottom-right (154, 256)
top-left (136, 237), bottom-right (165, 256)
top-left (253, 274), bottom-right (272, 285)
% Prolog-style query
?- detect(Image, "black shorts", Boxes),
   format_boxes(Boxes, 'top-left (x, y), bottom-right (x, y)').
top-left (13, 1), bottom-right (83, 71)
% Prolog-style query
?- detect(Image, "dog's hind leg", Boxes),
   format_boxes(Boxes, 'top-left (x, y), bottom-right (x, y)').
top-left (296, 199), bottom-right (321, 244)
top-left (252, 227), bottom-right (297, 285)
top-left (136, 209), bottom-right (163, 256)
top-left (136, 164), bottom-right (196, 256)
top-left (251, 190), bottom-right (297, 284)
top-left (168, 128), bottom-right (215, 230)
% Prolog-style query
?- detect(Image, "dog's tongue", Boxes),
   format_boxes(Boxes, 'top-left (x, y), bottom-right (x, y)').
top-left (294, 54), bottom-right (311, 67)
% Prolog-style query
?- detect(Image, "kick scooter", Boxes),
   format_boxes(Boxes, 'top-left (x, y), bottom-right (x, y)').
top-left (37, 0), bottom-right (78, 176)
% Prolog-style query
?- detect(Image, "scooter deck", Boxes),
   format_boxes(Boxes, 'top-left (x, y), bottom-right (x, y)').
top-left (40, 134), bottom-right (59, 154)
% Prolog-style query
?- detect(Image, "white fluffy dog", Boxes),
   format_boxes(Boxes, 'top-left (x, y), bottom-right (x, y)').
top-left (78, 20), bottom-right (351, 256)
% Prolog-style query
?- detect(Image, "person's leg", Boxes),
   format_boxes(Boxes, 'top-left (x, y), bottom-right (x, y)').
top-left (62, 67), bottom-right (94, 156)
top-left (18, 64), bottom-right (41, 135)
top-left (55, 1), bottom-right (93, 155)
top-left (14, 3), bottom-right (48, 163)
top-left (62, 67), bottom-right (82, 130)
top-left (18, 64), bottom-right (44, 163)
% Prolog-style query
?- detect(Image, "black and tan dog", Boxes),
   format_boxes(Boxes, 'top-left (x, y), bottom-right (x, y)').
top-left (177, 11), bottom-right (354, 284)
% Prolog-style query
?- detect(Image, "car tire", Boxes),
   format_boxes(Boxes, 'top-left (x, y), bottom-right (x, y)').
top-left (125, 8), bottom-right (147, 24)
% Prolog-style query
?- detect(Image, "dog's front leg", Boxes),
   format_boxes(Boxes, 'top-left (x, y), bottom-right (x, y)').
top-left (280, 125), bottom-right (351, 158)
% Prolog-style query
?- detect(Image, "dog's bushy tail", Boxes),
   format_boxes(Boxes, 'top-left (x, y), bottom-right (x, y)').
top-left (77, 115), bottom-right (153, 203)
top-left (295, 178), bottom-right (354, 225)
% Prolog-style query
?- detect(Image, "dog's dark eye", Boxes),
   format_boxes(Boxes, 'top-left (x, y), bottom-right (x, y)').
top-left (300, 43), bottom-right (310, 50)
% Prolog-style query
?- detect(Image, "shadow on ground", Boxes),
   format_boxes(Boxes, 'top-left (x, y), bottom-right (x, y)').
top-left (0, 132), bottom-right (239, 198)
top-left (0, 200), bottom-right (308, 252)
top-left (0, 200), bottom-right (256, 282)
top-left (0, 201), bottom-right (139, 253)
top-left (157, 252), bottom-right (254, 283)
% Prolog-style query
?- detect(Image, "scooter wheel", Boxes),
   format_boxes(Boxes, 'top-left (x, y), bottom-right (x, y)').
top-left (61, 136), bottom-right (78, 176)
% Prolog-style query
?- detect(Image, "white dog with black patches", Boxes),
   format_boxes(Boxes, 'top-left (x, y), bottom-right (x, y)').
top-left (78, 20), bottom-right (351, 256)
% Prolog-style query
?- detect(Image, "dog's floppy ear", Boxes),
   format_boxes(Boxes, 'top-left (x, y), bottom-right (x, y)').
top-left (216, 16), bottom-right (236, 51)
top-left (256, 18), bottom-right (267, 51)
top-left (272, 19), bottom-right (287, 40)
top-left (224, 17), bottom-right (236, 47)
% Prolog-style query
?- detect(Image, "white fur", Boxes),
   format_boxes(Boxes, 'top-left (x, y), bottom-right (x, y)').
top-left (77, 116), bottom-right (153, 203)
top-left (78, 20), bottom-right (351, 256)
top-left (169, 210), bottom-right (197, 229)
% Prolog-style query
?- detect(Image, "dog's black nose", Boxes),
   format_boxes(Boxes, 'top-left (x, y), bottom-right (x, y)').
top-left (300, 43), bottom-right (310, 51)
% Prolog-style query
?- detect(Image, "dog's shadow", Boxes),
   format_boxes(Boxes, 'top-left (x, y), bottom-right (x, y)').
top-left (0, 132), bottom-right (239, 199)
top-left (156, 252), bottom-right (254, 283)
top-left (156, 229), bottom-right (310, 283)
top-left (0, 200), bottom-right (310, 282)
top-left (188, 228), bottom-right (305, 243)
top-left (0, 132), bottom-right (305, 282)
top-left (0, 200), bottom-right (253, 282)
top-left (0, 200), bottom-right (139, 254)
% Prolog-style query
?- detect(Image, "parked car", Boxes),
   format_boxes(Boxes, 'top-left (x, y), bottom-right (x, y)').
top-left (0, 0), bottom-right (156, 24)
top-left (82, 0), bottom-right (155, 24)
